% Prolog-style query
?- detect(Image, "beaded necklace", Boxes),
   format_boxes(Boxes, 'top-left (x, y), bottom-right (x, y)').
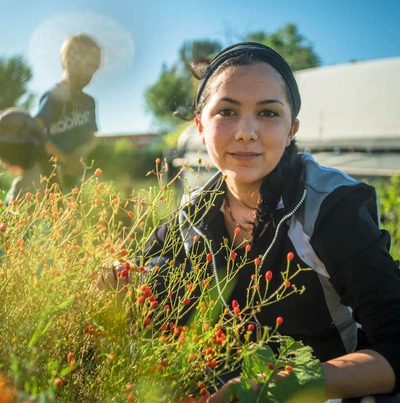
top-left (224, 195), bottom-right (253, 232)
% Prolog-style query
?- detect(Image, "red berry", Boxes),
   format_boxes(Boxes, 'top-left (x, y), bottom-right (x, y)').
top-left (284, 280), bottom-right (291, 288)
top-left (254, 258), bottom-right (261, 266)
top-left (198, 382), bottom-right (206, 389)
top-left (234, 227), bottom-right (241, 235)
top-left (267, 363), bottom-right (275, 370)
top-left (232, 300), bottom-right (239, 308)
top-left (233, 307), bottom-right (240, 315)
top-left (230, 251), bottom-right (237, 260)
top-left (0, 223), bottom-right (7, 232)
top-left (276, 316), bottom-right (283, 326)
top-left (206, 253), bottom-right (213, 262)
top-left (54, 378), bottom-right (63, 387)
top-left (287, 251), bottom-right (294, 261)
top-left (285, 365), bottom-right (293, 372)
top-left (247, 324), bottom-right (255, 331)
top-left (265, 271), bottom-right (273, 281)
top-left (206, 359), bottom-right (217, 367)
top-left (94, 168), bottom-right (103, 177)
top-left (155, 157), bottom-right (161, 165)
top-left (121, 269), bottom-right (128, 277)
top-left (120, 249), bottom-right (129, 257)
top-left (150, 300), bottom-right (159, 308)
top-left (183, 298), bottom-right (191, 305)
top-left (245, 244), bottom-right (251, 252)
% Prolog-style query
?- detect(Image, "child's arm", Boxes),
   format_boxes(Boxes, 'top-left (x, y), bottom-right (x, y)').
top-left (34, 117), bottom-right (69, 165)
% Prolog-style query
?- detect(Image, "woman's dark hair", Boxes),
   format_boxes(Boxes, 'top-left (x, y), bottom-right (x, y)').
top-left (252, 141), bottom-right (303, 247)
top-left (189, 47), bottom-right (304, 247)
top-left (190, 54), bottom-right (297, 123)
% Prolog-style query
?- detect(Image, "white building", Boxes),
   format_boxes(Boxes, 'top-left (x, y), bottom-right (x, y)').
top-left (175, 56), bottom-right (400, 184)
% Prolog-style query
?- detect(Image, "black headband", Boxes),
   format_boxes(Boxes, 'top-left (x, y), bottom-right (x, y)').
top-left (195, 42), bottom-right (301, 117)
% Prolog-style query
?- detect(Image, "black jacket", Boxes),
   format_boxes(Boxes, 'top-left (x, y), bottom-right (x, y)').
top-left (145, 154), bottom-right (400, 393)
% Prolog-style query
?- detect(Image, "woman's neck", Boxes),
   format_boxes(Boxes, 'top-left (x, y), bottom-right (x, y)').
top-left (225, 178), bottom-right (260, 209)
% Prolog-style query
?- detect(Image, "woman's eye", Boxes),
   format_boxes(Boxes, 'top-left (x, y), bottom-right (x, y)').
top-left (218, 108), bottom-right (235, 116)
top-left (260, 110), bottom-right (278, 117)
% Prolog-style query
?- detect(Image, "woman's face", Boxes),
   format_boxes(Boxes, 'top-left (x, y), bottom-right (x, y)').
top-left (195, 63), bottom-right (299, 191)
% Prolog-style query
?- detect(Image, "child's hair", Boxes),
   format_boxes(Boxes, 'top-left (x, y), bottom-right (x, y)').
top-left (60, 33), bottom-right (101, 70)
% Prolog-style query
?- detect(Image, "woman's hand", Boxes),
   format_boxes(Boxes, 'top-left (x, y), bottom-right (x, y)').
top-left (180, 390), bottom-right (211, 402)
top-left (96, 261), bottom-right (132, 292)
top-left (206, 370), bottom-right (290, 403)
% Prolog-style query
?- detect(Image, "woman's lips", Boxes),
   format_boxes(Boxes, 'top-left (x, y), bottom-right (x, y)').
top-left (229, 152), bottom-right (261, 161)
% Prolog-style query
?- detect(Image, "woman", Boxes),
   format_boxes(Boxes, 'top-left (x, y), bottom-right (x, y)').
top-left (102, 42), bottom-right (400, 402)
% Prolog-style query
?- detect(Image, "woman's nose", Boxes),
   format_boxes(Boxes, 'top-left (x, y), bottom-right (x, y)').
top-left (234, 117), bottom-right (258, 142)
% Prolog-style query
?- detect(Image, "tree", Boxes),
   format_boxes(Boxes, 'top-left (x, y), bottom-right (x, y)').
top-left (145, 40), bottom-right (222, 131)
top-left (246, 23), bottom-right (320, 71)
top-left (0, 55), bottom-right (35, 110)
top-left (145, 63), bottom-right (194, 130)
top-left (146, 24), bottom-right (320, 130)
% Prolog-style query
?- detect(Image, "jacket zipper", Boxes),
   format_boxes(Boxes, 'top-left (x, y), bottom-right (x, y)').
top-left (183, 188), bottom-right (307, 315)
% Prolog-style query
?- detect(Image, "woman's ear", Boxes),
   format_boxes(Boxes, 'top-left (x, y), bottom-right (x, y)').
top-left (194, 116), bottom-right (206, 145)
top-left (287, 119), bottom-right (299, 146)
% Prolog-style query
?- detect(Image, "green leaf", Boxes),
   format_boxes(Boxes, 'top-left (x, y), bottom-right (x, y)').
top-left (225, 337), bottom-right (325, 403)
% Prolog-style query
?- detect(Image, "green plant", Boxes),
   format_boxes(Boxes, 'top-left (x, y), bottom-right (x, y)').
top-left (0, 161), bottom-right (324, 402)
top-left (372, 176), bottom-right (400, 260)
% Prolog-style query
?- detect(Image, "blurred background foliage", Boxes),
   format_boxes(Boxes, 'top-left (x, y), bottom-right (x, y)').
top-left (0, 23), bottom-right (399, 259)
top-left (144, 23), bottom-right (320, 133)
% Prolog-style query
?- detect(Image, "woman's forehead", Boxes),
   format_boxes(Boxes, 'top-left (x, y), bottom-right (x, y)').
top-left (208, 63), bottom-right (285, 94)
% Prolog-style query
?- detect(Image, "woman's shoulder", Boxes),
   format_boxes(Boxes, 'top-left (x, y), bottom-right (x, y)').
top-left (301, 153), bottom-right (368, 193)
top-left (298, 154), bottom-right (378, 237)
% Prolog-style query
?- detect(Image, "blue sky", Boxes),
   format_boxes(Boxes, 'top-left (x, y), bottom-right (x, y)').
top-left (1, 0), bottom-right (399, 135)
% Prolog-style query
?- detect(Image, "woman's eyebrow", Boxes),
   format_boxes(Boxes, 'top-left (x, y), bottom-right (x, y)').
top-left (257, 99), bottom-right (284, 106)
top-left (219, 97), bottom-right (284, 106)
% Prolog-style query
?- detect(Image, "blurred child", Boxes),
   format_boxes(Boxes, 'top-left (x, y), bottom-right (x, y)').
top-left (34, 33), bottom-right (101, 191)
top-left (0, 108), bottom-right (50, 205)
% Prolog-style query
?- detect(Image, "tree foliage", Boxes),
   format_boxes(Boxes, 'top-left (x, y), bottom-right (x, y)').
top-left (145, 24), bottom-right (320, 131)
top-left (145, 40), bottom-right (222, 131)
top-left (0, 55), bottom-right (35, 110)
top-left (145, 63), bottom-right (194, 130)
top-left (246, 23), bottom-right (320, 71)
